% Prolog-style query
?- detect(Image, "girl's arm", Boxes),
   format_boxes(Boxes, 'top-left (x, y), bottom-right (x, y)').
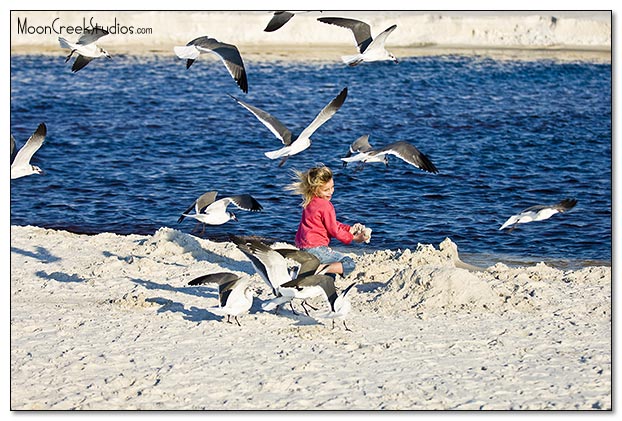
top-left (322, 203), bottom-right (354, 245)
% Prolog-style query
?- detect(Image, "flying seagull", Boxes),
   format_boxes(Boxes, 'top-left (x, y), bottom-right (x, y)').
top-left (11, 122), bottom-right (47, 179)
top-left (229, 87), bottom-right (347, 166)
top-left (264, 11), bottom-right (296, 32)
top-left (499, 198), bottom-right (578, 232)
top-left (317, 17), bottom-right (398, 66)
top-left (188, 272), bottom-right (253, 326)
top-left (174, 36), bottom-right (248, 93)
top-left (58, 26), bottom-right (111, 72)
top-left (341, 138), bottom-right (438, 174)
top-left (314, 281), bottom-right (357, 331)
top-left (178, 191), bottom-right (263, 232)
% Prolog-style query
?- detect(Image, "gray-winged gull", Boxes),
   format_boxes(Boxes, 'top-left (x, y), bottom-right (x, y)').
top-left (11, 122), bottom-right (47, 179)
top-left (317, 17), bottom-right (398, 66)
top-left (229, 87), bottom-right (347, 166)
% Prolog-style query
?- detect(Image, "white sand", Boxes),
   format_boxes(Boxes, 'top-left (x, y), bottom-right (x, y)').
top-left (10, 10), bottom-right (611, 61)
top-left (10, 225), bottom-right (611, 410)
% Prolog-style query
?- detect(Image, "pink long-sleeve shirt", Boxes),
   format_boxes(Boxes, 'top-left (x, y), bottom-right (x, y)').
top-left (295, 196), bottom-right (353, 249)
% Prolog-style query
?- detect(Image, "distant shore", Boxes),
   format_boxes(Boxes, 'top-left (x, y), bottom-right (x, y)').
top-left (10, 11), bottom-right (611, 61)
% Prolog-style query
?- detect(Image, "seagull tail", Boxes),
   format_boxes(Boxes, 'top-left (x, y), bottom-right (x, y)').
top-left (173, 45), bottom-right (200, 60)
top-left (341, 54), bottom-right (364, 67)
top-left (264, 148), bottom-right (289, 161)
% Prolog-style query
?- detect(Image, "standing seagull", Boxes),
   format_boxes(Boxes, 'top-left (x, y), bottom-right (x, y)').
top-left (11, 123), bottom-right (46, 179)
top-left (188, 272), bottom-right (253, 326)
top-left (341, 138), bottom-right (438, 174)
top-left (499, 198), bottom-right (578, 232)
top-left (317, 17), bottom-right (398, 66)
top-left (230, 87), bottom-right (347, 166)
top-left (178, 191), bottom-right (263, 232)
top-left (58, 26), bottom-right (111, 72)
top-left (174, 36), bottom-right (248, 93)
top-left (314, 282), bottom-right (357, 331)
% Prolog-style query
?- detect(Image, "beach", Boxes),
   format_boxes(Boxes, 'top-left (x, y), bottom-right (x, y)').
top-left (10, 225), bottom-right (611, 409)
top-left (9, 9), bottom-right (613, 412)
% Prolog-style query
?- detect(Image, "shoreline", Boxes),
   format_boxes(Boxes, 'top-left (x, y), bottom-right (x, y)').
top-left (10, 44), bottom-right (612, 63)
top-left (10, 224), bottom-right (612, 270)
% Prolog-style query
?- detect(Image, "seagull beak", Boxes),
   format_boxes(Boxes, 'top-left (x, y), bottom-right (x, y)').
top-left (394, 58), bottom-right (399, 64)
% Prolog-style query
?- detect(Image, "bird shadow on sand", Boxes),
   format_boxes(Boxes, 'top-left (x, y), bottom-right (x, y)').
top-left (35, 270), bottom-right (86, 283)
top-left (11, 246), bottom-right (61, 263)
top-left (129, 277), bottom-right (217, 300)
top-left (145, 297), bottom-right (221, 323)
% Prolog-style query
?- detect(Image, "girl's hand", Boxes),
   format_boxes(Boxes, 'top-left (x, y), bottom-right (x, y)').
top-left (353, 232), bottom-right (367, 243)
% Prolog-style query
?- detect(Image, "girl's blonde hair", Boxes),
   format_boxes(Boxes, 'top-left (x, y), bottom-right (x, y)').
top-left (286, 165), bottom-right (333, 208)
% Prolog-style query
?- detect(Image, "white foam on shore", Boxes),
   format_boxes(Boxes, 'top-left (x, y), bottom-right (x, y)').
top-left (10, 11), bottom-right (611, 58)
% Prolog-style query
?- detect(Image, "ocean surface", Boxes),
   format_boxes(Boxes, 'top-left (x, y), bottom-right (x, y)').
top-left (10, 53), bottom-right (612, 267)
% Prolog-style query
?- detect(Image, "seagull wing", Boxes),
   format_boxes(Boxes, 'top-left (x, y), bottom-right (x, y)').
top-left (10, 134), bottom-right (16, 163)
top-left (317, 17), bottom-right (373, 53)
top-left (195, 191), bottom-right (219, 213)
top-left (188, 272), bottom-right (240, 286)
top-left (71, 55), bottom-right (94, 72)
top-left (178, 191), bottom-right (218, 223)
top-left (333, 282), bottom-right (357, 313)
top-left (297, 87), bottom-right (348, 140)
top-left (227, 194), bottom-right (263, 212)
top-left (264, 11), bottom-right (295, 32)
top-left (275, 249), bottom-right (321, 278)
top-left (77, 27), bottom-right (109, 45)
top-left (553, 198), bottom-right (578, 212)
top-left (367, 24), bottom-right (397, 51)
top-left (350, 134), bottom-right (373, 153)
top-left (229, 95), bottom-right (293, 145)
top-left (372, 141), bottom-right (438, 174)
top-left (189, 36), bottom-right (248, 93)
top-left (11, 123), bottom-right (46, 169)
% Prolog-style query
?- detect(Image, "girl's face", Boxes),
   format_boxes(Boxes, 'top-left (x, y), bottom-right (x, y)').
top-left (316, 178), bottom-right (335, 201)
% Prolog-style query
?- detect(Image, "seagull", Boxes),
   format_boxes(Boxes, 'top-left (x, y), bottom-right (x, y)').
top-left (264, 11), bottom-right (296, 32)
top-left (499, 198), bottom-right (578, 232)
top-left (178, 191), bottom-right (263, 232)
top-left (174, 36), bottom-right (248, 93)
top-left (314, 282), bottom-right (357, 331)
top-left (231, 236), bottom-right (329, 315)
top-left (317, 17), bottom-right (398, 66)
top-left (341, 138), bottom-right (438, 174)
top-left (341, 134), bottom-right (388, 169)
top-left (188, 272), bottom-right (253, 326)
top-left (229, 87), bottom-right (347, 166)
top-left (58, 26), bottom-right (111, 72)
top-left (11, 122), bottom-right (46, 179)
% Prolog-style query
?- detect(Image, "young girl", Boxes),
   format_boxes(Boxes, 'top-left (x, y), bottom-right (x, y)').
top-left (287, 165), bottom-right (368, 276)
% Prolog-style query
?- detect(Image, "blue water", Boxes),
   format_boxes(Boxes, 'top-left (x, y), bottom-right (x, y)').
top-left (10, 54), bottom-right (612, 266)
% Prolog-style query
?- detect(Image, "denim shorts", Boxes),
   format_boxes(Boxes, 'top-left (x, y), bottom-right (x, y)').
top-left (303, 246), bottom-right (356, 277)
